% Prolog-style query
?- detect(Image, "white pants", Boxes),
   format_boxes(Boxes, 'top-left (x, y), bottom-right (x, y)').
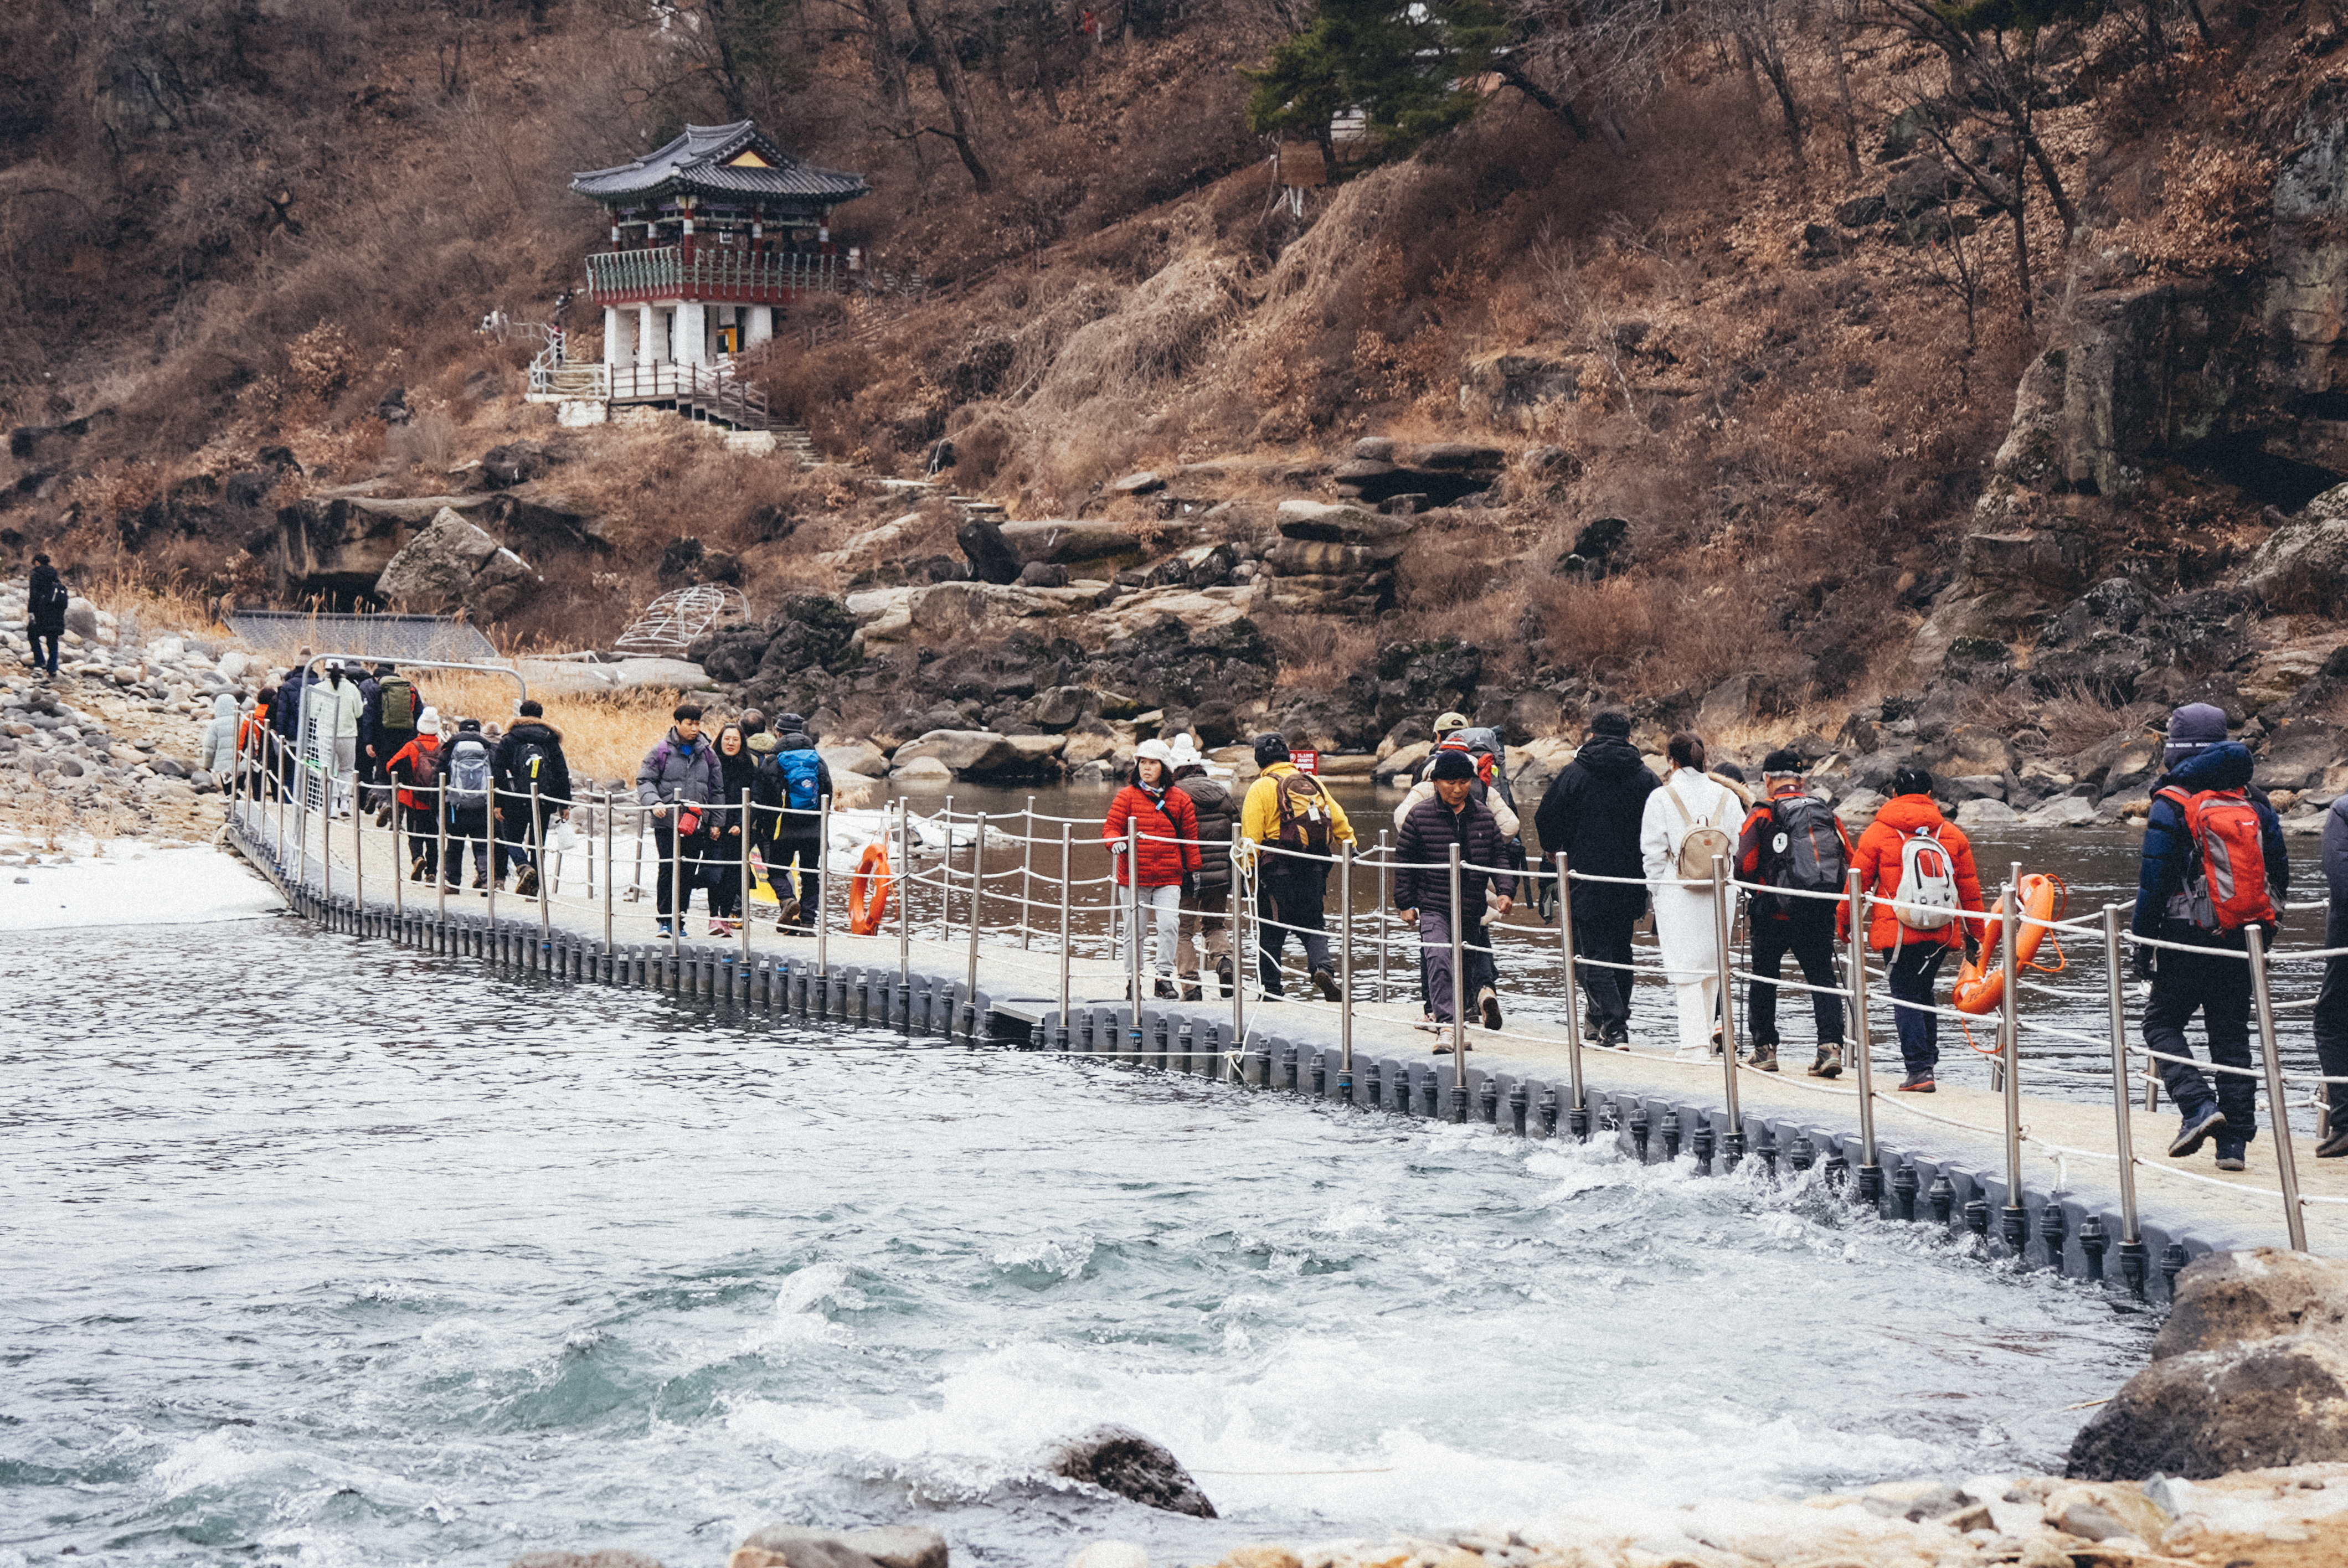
top-left (1674, 976), bottom-right (1720, 1054)
top-left (1118, 881), bottom-right (1182, 977)
top-left (331, 736), bottom-right (358, 814)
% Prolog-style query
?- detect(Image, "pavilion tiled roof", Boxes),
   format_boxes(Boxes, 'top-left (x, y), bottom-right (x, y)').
top-left (570, 121), bottom-right (870, 207)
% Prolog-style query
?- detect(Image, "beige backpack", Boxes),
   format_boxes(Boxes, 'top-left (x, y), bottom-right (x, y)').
top-left (1665, 781), bottom-right (1734, 881)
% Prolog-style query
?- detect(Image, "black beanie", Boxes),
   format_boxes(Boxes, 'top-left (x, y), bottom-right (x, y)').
top-left (1431, 750), bottom-right (1476, 781)
top-left (1253, 733), bottom-right (1290, 767)
top-left (1589, 711), bottom-right (1632, 739)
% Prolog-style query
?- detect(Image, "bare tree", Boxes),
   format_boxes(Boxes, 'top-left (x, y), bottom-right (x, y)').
top-left (902, 0), bottom-right (994, 192)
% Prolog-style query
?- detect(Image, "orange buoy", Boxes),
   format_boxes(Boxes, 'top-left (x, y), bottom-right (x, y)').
top-left (1952, 873), bottom-right (2066, 1017)
top-left (848, 843), bottom-right (893, 935)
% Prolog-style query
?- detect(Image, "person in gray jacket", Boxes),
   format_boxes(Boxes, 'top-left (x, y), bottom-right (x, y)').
top-left (635, 702), bottom-right (724, 936)
top-left (2318, 794), bottom-right (2348, 1159)
top-left (198, 693), bottom-right (242, 786)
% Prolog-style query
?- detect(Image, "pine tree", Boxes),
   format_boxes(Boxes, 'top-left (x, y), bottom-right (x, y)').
top-left (1244, 0), bottom-right (1508, 164)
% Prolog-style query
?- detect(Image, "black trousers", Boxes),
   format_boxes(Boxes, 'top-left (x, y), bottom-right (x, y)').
top-left (1574, 904), bottom-right (1638, 1037)
top-left (768, 833), bottom-right (823, 925)
top-left (2316, 946), bottom-right (2348, 1129)
top-left (402, 804), bottom-right (440, 878)
top-left (1748, 902), bottom-right (1845, 1048)
top-left (445, 805), bottom-right (494, 884)
top-left (707, 828), bottom-right (750, 918)
top-left (30, 630), bottom-right (59, 674)
top-left (1258, 865), bottom-right (1331, 992)
top-left (654, 817), bottom-right (718, 917)
top-left (2145, 927), bottom-right (2257, 1141)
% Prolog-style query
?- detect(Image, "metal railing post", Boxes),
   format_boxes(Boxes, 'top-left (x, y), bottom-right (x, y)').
top-left (435, 781), bottom-right (449, 924)
top-left (1557, 852), bottom-right (1588, 1141)
top-left (2000, 864), bottom-right (2026, 1256)
top-left (603, 793), bottom-right (616, 956)
top-left (1338, 839), bottom-right (1355, 1099)
top-left (485, 789), bottom-right (499, 926)
top-left (1021, 796), bottom-right (1037, 950)
top-left (2103, 905), bottom-right (2145, 1293)
top-left (321, 765), bottom-right (333, 907)
top-left (390, 772), bottom-right (403, 924)
top-left (669, 808), bottom-right (683, 981)
top-left (968, 813), bottom-right (987, 1005)
top-left (2249, 923), bottom-right (2309, 1251)
top-left (1230, 838), bottom-right (1246, 1050)
top-left (1058, 824), bottom-right (1073, 1037)
top-left (816, 795), bottom-right (832, 976)
top-left (1845, 868), bottom-right (1880, 1201)
top-left (739, 786), bottom-right (753, 964)
top-left (1711, 855), bottom-right (1744, 1167)
top-left (1448, 843), bottom-right (1467, 1115)
top-left (633, 802), bottom-right (646, 901)
top-left (535, 783), bottom-right (551, 945)
top-left (351, 770), bottom-right (362, 917)
top-left (942, 793), bottom-right (955, 943)
top-left (1127, 817), bottom-right (1143, 1025)
top-left (1376, 829), bottom-right (1391, 1005)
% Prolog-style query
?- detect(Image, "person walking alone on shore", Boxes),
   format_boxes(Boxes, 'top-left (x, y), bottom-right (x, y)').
top-left (1533, 711), bottom-right (1657, 1049)
top-left (1736, 749), bottom-right (1854, 1076)
top-left (1396, 750), bottom-right (1517, 1038)
top-left (636, 703), bottom-right (722, 938)
top-left (1105, 738), bottom-right (1202, 999)
top-left (1168, 735), bottom-right (1236, 999)
top-left (1845, 767), bottom-right (1984, 1093)
top-left (25, 553), bottom-right (66, 678)
top-left (1640, 732), bottom-right (1741, 1059)
top-left (1240, 734), bottom-right (1355, 1001)
top-left (2134, 703), bottom-right (2288, 1172)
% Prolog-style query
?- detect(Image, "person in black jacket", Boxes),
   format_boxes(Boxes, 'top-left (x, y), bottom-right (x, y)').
top-left (750, 714), bottom-right (834, 930)
top-left (491, 700), bottom-right (574, 898)
top-left (1533, 711), bottom-right (1659, 1048)
top-left (1168, 734), bottom-right (1237, 999)
top-left (25, 553), bottom-right (67, 677)
top-left (1397, 751), bottom-right (1518, 1037)
top-left (2318, 793), bottom-right (2348, 1159)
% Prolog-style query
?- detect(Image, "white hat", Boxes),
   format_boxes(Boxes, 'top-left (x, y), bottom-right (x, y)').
top-left (1164, 733), bottom-right (1203, 769)
top-left (416, 706), bottom-right (442, 736)
top-left (1135, 737), bottom-right (1176, 768)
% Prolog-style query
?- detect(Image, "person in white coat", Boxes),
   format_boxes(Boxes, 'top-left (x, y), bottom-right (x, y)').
top-left (304, 659), bottom-right (368, 816)
top-left (1640, 731), bottom-right (1742, 1059)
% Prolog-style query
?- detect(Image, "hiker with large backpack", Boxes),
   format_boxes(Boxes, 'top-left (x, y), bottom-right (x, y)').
top-left (2133, 703), bottom-right (2289, 1172)
top-left (750, 713), bottom-right (833, 932)
top-left (1639, 732), bottom-right (1743, 1059)
top-left (387, 709), bottom-right (447, 883)
top-left (25, 552), bottom-right (68, 677)
top-left (441, 718), bottom-right (500, 890)
top-left (1239, 733), bottom-right (1358, 1002)
top-left (636, 702), bottom-right (724, 937)
top-left (493, 699), bottom-right (574, 900)
top-left (1395, 750), bottom-right (1518, 1037)
top-left (363, 663), bottom-right (424, 818)
top-left (1845, 767), bottom-right (1986, 1093)
top-left (1534, 711), bottom-right (1659, 1049)
top-left (1734, 749), bottom-right (1856, 1077)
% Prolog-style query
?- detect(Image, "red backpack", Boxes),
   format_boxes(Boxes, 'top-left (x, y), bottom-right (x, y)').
top-left (2155, 786), bottom-right (2277, 932)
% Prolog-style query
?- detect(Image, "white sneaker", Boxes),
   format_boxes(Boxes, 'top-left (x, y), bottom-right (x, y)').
top-left (1674, 1044), bottom-right (1709, 1061)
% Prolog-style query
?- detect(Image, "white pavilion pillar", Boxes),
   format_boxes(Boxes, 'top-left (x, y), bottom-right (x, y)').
top-left (744, 305), bottom-right (773, 350)
top-left (636, 302), bottom-right (657, 366)
top-left (677, 301), bottom-right (707, 366)
top-left (604, 306), bottom-right (632, 369)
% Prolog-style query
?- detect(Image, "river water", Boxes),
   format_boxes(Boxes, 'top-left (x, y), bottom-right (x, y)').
top-left (4, 910), bottom-right (2155, 1567)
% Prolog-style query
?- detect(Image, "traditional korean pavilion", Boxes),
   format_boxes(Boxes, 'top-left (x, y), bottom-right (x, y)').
top-left (571, 121), bottom-right (870, 371)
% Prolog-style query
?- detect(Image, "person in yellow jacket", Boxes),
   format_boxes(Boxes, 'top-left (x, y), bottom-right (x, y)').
top-left (1239, 733), bottom-right (1356, 1000)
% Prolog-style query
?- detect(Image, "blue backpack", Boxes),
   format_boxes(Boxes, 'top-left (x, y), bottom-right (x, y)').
top-left (779, 749), bottom-right (821, 812)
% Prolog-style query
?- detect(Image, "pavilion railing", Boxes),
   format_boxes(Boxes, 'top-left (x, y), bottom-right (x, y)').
top-left (584, 246), bottom-right (850, 304)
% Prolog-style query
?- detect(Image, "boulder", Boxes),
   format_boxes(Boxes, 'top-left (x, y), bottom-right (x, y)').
top-left (1272, 499), bottom-right (1405, 543)
top-left (2152, 1249), bottom-right (2348, 1360)
top-left (1016, 561), bottom-right (1070, 589)
top-left (1460, 350), bottom-right (1584, 428)
top-left (64, 596), bottom-right (98, 641)
top-left (820, 742), bottom-right (888, 778)
top-left (480, 440), bottom-right (552, 487)
top-left (995, 520), bottom-right (1179, 572)
top-left (1042, 1423), bottom-right (1216, 1518)
top-left (374, 507), bottom-right (540, 619)
top-left (956, 514), bottom-right (1026, 586)
top-left (893, 756), bottom-right (952, 781)
top-left (1696, 674), bottom-right (1752, 733)
top-left (2244, 486), bottom-right (2348, 614)
top-left (2256, 723), bottom-right (2342, 791)
top-left (892, 729), bottom-right (1062, 780)
top-left (1065, 1545), bottom-right (1148, 1568)
top-left (729, 1525), bottom-right (946, 1568)
top-left (511, 1552), bottom-right (663, 1568)
top-left (1108, 470), bottom-right (1165, 496)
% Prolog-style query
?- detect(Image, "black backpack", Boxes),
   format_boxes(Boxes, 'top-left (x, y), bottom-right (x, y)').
top-left (1759, 793), bottom-right (1847, 912)
top-left (34, 575), bottom-right (68, 616)
top-left (515, 737), bottom-right (555, 792)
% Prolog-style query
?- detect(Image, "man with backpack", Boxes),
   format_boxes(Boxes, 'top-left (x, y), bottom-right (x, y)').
top-left (364, 663), bottom-right (423, 819)
top-left (1534, 711), bottom-right (1658, 1049)
top-left (494, 699), bottom-right (574, 898)
top-left (1397, 750), bottom-right (1518, 1036)
top-left (25, 553), bottom-right (68, 677)
top-left (751, 712), bottom-right (832, 930)
top-left (636, 702), bottom-right (724, 937)
top-left (1845, 766), bottom-right (1985, 1092)
top-left (441, 718), bottom-right (500, 890)
top-left (1239, 733), bottom-right (1355, 1000)
top-left (1734, 749), bottom-right (1856, 1076)
top-left (2133, 703), bottom-right (2289, 1172)
top-left (2315, 786), bottom-right (2348, 1159)
top-left (387, 708), bottom-right (446, 882)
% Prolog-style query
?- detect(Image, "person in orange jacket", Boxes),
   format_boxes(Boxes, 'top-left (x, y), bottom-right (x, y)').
top-left (1736, 748), bottom-right (1857, 1077)
top-left (1842, 766), bottom-right (1987, 1092)
top-left (385, 709), bottom-right (447, 883)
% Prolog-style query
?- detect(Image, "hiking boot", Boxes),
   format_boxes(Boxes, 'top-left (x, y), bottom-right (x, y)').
top-left (1154, 977), bottom-right (1178, 1000)
top-left (515, 866), bottom-right (539, 897)
top-left (2320, 1123), bottom-right (2348, 1159)
top-left (778, 898), bottom-right (802, 926)
top-left (2169, 1105), bottom-right (2228, 1159)
top-left (1602, 1027), bottom-right (1631, 1051)
top-left (1809, 1045), bottom-right (1844, 1080)
top-left (1181, 979), bottom-right (1203, 1002)
top-left (374, 806), bottom-right (392, 828)
top-left (472, 873), bottom-right (487, 890)
top-left (410, 857), bottom-right (426, 882)
top-left (1216, 956), bottom-right (1234, 997)
top-left (1479, 986), bottom-right (1502, 1031)
top-left (1748, 1041), bottom-right (1779, 1072)
top-left (1311, 967), bottom-right (1342, 1003)
top-left (2215, 1142), bottom-right (2248, 1173)
top-left (1897, 1071), bottom-right (1936, 1093)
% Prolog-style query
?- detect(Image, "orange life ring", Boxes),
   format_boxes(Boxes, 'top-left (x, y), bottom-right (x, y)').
top-left (848, 843), bottom-right (893, 935)
top-left (1951, 873), bottom-right (2067, 1017)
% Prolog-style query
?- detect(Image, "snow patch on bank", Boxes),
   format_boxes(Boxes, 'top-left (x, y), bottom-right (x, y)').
top-left (0, 837), bottom-right (281, 932)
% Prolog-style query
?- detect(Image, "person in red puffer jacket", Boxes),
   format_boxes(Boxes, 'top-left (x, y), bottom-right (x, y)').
top-left (1104, 737), bottom-right (1203, 999)
top-left (1842, 767), bottom-right (1987, 1092)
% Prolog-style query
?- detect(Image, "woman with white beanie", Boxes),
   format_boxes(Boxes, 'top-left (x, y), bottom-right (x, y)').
top-left (1103, 737), bottom-right (1203, 999)
top-left (386, 708), bottom-right (446, 883)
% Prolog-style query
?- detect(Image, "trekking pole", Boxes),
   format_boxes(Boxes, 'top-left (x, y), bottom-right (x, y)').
top-left (1556, 853), bottom-right (1588, 1141)
top-left (1448, 843), bottom-right (1468, 1120)
top-left (1711, 854), bottom-right (1744, 1167)
top-left (2102, 905), bottom-right (2145, 1293)
top-left (2248, 922), bottom-right (2309, 1251)
top-left (1127, 817), bottom-right (1144, 1030)
top-left (435, 782), bottom-right (449, 925)
top-left (1022, 795), bottom-right (1037, 950)
top-left (1338, 838), bottom-right (1355, 1098)
top-left (603, 793), bottom-right (616, 958)
top-left (1058, 823), bottom-right (1073, 1040)
top-left (1845, 868), bottom-right (1880, 1201)
top-left (738, 788), bottom-right (753, 966)
top-left (968, 812), bottom-right (987, 1010)
top-left (535, 783), bottom-right (550, 946)
top-left (1999, 862), bottom-right (2025, 1258)
top-left (1376, 829), bottom-right (1391, 1005)
top-left (816, 794), bottom-right (831, 976)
